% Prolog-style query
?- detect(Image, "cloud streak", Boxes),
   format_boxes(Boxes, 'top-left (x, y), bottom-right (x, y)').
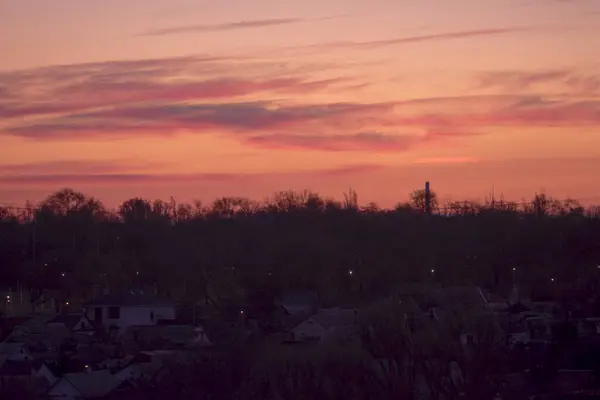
top-left (4, 94), bottom-right (599, 151)
top-left (296, 27), bottom-right (528, 52)
top-left (0, 77), bottom-right (349, 119)
top-left (141, 18), bottom-right (304, 36)
top-left (2, 52), bottom-right (598, 155)
top-left (0, 161), bottom-right (383, 186)
top-left (478, 70), bottom-right (600, 94)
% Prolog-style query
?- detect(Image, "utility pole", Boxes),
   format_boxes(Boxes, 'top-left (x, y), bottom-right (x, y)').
top-left (425, 181), bottom-right (432, 215)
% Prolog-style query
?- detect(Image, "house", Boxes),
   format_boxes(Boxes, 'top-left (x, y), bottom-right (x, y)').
top-left (4, 314), bottom-right (72, 355)
top-left (0, 317), bottom-right (29, 342)
top-left (278, 290), bottom-right (317, 316)
top-left (46, 314), bottom-right (96, 335)
top-left (437, 286), bottom-right (489, 310)
top-left (83, 293), bottom-right (176, 334)
top-left (0, 358), bottom-right (56, 385)
top-left (485, 292), bottom-right (509, 312)
top-left (529, 301), bottom-right (558, 315)
top-left (504, 324), bottom-right (531, 346)
top-left (285, 308), bottom-right (358, 343)
top-left (46, 369), bottom-right (125, 399)
top-left (111, 353), bottom-right (165, 383)
top-left (121, 323), bottom-right (213, 350)
top-left (577, 317), bottom-right (600, 338)
top-left (0, 342), bottom-right (33, 361)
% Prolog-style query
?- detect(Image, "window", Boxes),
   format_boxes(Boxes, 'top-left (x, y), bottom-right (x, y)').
top-left (108, 307), bottom-right (120, 319)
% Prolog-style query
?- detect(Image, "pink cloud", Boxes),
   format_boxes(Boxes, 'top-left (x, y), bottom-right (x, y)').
top-left (4, 95), bottom-right (598, 152)
top-left (0, 77), bottom-right (350, 119)
top-left (2, 52), bottom-right (599, 155)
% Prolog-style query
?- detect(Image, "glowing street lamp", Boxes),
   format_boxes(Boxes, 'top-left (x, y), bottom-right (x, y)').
top-left (348, 269), bottom-right (354, 276)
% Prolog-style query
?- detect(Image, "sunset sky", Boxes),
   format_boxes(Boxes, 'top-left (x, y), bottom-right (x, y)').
top-left (1, 0), bottom-right (599, 208)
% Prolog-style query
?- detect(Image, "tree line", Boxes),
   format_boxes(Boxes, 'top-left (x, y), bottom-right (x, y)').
top-left (0, 188), bottom-right (599, 314)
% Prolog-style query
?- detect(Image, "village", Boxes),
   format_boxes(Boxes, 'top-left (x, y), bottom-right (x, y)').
top-left (2, 281), bottom-right (600, 399)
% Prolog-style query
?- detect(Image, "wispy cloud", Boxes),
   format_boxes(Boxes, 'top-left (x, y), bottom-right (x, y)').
top-left (4, 94), bottom-right (599, 151)
top-left (245, 132), bottom-right (418, 152)
top-left (0, 161), bottom-right (382, 186)
top-left (0, 76), bottom-right (349, 119)
top-left (141, 17), bottom-right (304, 36)
top-left (297, 27), bottom-right (528, 52)
top-left (2, 52), bottom-right (598, 155)
top-left (0, 54), bottom-right (357, 121)
top-left (478, 69), bottom-right (600, 94)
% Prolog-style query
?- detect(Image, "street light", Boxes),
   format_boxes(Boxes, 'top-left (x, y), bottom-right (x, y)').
top-left (348, 269), bottom-right (354, 276)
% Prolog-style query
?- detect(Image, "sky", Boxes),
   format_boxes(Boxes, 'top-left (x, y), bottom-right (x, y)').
top-left (1, 0), bottom-right (599, 208)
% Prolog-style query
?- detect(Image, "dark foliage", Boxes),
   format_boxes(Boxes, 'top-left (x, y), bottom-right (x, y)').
top-left (1, 188), bottom-right (599, 313)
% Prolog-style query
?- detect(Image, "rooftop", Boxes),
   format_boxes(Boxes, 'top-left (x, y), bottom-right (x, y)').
top-left (62, 369), bottom-right (121, 398)
top-left (311, 308), bottom-right (357, 328)
top-left (47, 314), bottom-right (90, 329)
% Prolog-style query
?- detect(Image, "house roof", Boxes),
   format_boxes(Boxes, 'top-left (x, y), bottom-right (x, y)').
top-left (84, 293), bottom-right (174, 307)
top-left (0, 317), bottom-right (29, 341)
top-left (62, 369), bottom-right (121, 398)
top-left (46, 314), bottom-right (92, 330)
top-left (310, 308), bottom-right (357, 329)
top-left (0, 342), bottom-right (29, 358)
top-left (0, 359), bottom-right (46, 376)
top-left (123, 325), bottom-right (204, 347)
